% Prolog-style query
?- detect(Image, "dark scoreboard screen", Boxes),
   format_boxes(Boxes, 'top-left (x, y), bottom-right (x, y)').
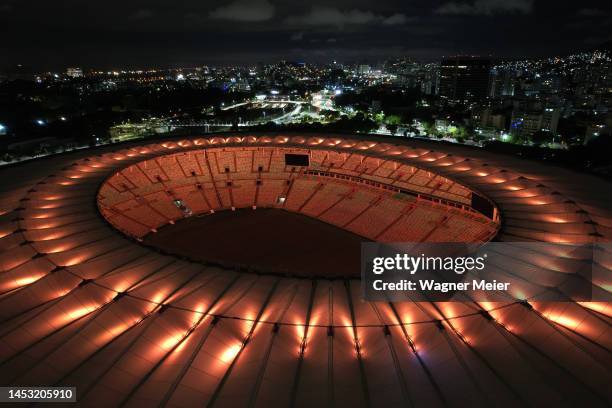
top-left (471, 193), bottom-right (495, 219)
top-left (285, 154), bottom-right (309, 166)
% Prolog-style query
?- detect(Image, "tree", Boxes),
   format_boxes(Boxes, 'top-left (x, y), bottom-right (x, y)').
top-left (421, 120), bottom-right (434, 136)
top-left (384, 115), bottom-right (402, 126)
top-left (320, 109), bottom-right (340, 121)
top-left (374, 112), bottom-right (385, 123)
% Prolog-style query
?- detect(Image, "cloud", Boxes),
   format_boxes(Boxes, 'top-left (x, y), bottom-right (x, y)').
top-left (286, 7), bottom-right (376, 26)
top-left (290, 32), bottom-right (304, 41)
top-left (285, 7), bottom-right (410, 27)
top-left (210, 0), bottom-right (275, 22)
top-left (130, 9), bottom-right (154, 20)
top-left (435, 0), bottom-right (533, 16)
top-left (383, 13), bottom-right (409, 25)
top-left (577, 8), bottom-right (607, 17)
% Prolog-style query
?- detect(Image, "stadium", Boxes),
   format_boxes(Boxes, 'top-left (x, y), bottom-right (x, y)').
top-left (0, 133), bottom-right (610, 407)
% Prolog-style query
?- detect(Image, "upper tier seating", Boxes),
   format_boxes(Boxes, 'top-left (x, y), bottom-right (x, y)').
top-left (99, 147), bottom-right (496, 242)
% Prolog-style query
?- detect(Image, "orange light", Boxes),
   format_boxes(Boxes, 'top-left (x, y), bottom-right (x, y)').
top-left (46, 245), bottom-right (72, 254)
top-left (97, 323), bottom-right (129, 343)
top-left (578, 302), bottom-right (609, 316)
top-left (30, 213), bottom-right (53, 219)
top-left (37, 203), bottom-right (61, 209)
top-left (440, 304), bottom-right (457, 318)
top-left (14, 275), bottom-right (42, 286)
top-left (62, 256), bottom-right (88, 267)
top-left (242, 311), bottom-right (256, 332)
top-left (161, 335), bottom-right (181, 350)
top-left (151, 291), bottom-right (166, 305)
top-left (544, 216), bottom-right (568, 223)
top-left (1, 275), bottom-right (43, 291)
top-left (545, 313), bottom-right (579, 329)
top-left (54, 304), bottom-right (97, 325)
top-left (68, 306), bottom-right (94, 319)
top-left (295, 322), bottom-right (305, 341)
top-left (192, 304), bottom-right (204, 325)
top-left (220, 343), bottom-right (241, 363)
top-left (479, 301), bottom-right (492, 310)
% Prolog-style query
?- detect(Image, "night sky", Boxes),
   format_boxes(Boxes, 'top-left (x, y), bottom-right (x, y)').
top-left (2, 0), bottom-right (611, 69)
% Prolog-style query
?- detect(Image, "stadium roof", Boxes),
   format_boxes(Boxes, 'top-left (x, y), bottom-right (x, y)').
top-left (0, 133), bottom-right (610, 407)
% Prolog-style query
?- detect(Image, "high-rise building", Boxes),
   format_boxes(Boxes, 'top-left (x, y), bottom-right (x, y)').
top-left (439, 57), bottom-right (491, 101)
top-left (510, 107), bottom-right (560, 139)
top-left (66, 67), bottom-right (83, 78)
top-left (475, 108), bottom-right (506, 130)
top-left (358, 65), bottom-right (371, 75)
top-left (489, 68), bottom-right (517, 97)
top-left (420, 65), bottom-right (439, 95)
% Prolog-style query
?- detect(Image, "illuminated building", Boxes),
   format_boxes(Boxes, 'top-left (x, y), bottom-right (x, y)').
top-left (0, 134), bottom-right (609, 406)
top-left (510, 108), bottom-right (560, 139)
top-left (358, 65), bottom-right (371, 75)
top-left (66, 67), bottom-right (83, 78)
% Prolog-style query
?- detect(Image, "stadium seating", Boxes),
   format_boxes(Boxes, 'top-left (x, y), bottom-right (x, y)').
top-left (98, 147), bottom-right (499, 241)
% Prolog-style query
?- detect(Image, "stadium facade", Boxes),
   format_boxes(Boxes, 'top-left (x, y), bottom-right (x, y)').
top-left (0, 134), bottom-right (610, 407)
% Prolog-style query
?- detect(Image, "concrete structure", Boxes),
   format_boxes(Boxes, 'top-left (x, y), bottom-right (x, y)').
top-left (510, 108), bottom-right (560, 139)
top-left (0, 133), bottom-right (610, 407)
